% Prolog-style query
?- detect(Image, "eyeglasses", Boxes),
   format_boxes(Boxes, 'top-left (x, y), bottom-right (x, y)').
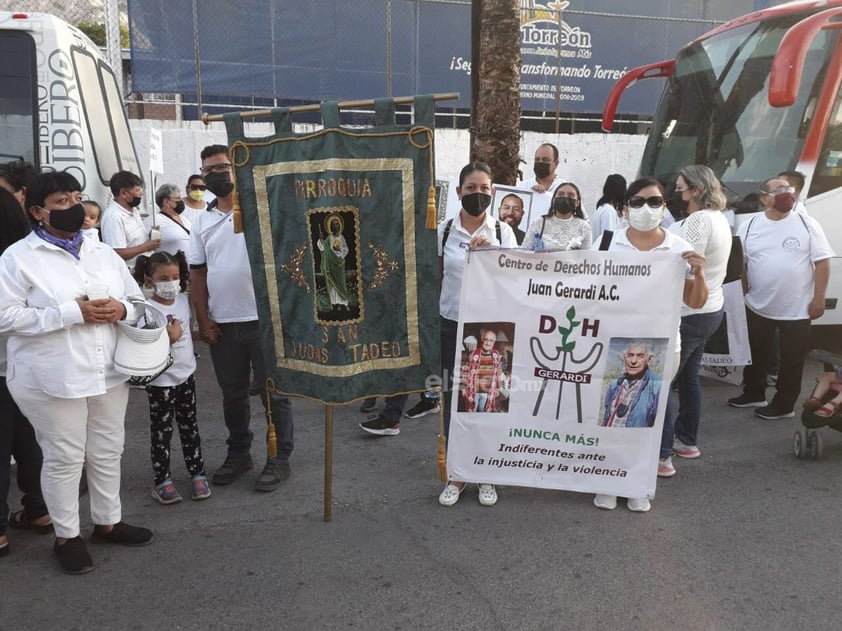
top-left (627, 195), bottom-right (664, 209)
top-left (759, 185), bottom-right (794, 196)
top-left (200, 163), bottom-right (232, 175)
top-left (188, 184), bottom-right (207, 191)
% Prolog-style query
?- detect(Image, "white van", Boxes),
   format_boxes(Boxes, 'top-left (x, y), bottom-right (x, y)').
top-left (0, 11), bottom-right (140, 204)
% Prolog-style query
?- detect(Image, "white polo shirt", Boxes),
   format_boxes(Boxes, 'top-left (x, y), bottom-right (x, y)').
top-left (438, 213), bottom-right (518, 321)
top-left (101, 199), bottom-right (147, 268)
top-left (188, 205), bottom-right (258, 323)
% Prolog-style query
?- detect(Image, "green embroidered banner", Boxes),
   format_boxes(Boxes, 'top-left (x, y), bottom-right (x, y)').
top-left (224, 96), bottom-right (440, 404)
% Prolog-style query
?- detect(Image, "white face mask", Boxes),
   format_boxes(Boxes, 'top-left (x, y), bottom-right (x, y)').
top-left (627, 206), bottom-right (664, 232)
top-left (154, 280), bottom-right (180, 300)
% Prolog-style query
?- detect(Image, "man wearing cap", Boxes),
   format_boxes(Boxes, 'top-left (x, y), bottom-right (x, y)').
top-left (729, 176), bottom-right (833, 419)
top-left (189, 144), bottom-right (294, 492)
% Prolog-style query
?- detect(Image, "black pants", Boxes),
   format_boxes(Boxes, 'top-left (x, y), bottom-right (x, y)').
top-left (0, 377), bottom-right (47, 536)
top-left (147, 375), bottom-right (206, 485)
top-left (742, 308), bottom-right (810, 411)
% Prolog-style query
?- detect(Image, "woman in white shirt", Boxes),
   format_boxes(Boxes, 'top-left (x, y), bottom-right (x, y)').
top-left (667, 165), bottom-right (732, 460)
top-left (150, 184), bottom-right (191, 256)
top-left (0, 172), bottom-right (152, 574)
top-left (522, 182), bottom-right (592, 251)
top-left (591, 173), bottom-right (627, 242)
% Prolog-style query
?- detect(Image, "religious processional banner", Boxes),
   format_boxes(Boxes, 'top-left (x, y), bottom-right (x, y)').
top-left (447, 248), bottom-right (684, 499)
top-left (223, 97), bottom-right (440, 404)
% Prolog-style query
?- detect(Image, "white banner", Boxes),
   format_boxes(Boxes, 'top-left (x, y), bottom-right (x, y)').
top-left (447, 248), bottom-right (684, 499)
top-left (700, 280), bottom-right (751, 370)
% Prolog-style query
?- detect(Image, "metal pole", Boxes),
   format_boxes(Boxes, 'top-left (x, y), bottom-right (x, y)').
top-left (324, 405), bottom-right (333, 522)
top-left (386, 0), bottom-right (393, 97)
top-left (554, 6), bottom-right (562, 134)
top-left (192, 0), bottom-right (203, 119)
top-left (103, 0), bottom-right (124, 95)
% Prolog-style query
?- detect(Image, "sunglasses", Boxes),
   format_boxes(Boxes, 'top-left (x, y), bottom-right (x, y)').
top-left (188, 184), bottom-right (207, 191)
top-left (627, 195), bottom-right (664, 209)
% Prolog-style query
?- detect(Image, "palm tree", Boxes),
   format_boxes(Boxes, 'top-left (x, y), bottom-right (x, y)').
top-left (471, 0), bottom-right (522, 185)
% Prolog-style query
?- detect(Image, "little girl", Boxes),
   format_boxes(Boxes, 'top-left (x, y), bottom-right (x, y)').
top-left (133, 251), bottom-right (210, 504)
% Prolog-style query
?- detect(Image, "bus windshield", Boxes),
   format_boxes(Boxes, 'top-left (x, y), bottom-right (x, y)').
top-left (640, 13), bottom-right (835, 198)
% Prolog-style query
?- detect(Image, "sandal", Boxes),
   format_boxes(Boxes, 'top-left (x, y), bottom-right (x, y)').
top-left (815, 401), bottom-right (841, 418)
top-left (803, 397), bottom-right (823, 411)
top-left (8, 510), bottom-right (53, 534)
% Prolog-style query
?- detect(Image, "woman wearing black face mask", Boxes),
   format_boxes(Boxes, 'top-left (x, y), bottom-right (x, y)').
top-left (0, 171), bottom-right (151, 574)
top-left (151, 183), bottom-right (191, 256)
top-left (522, 182), bottom-right (592, 251)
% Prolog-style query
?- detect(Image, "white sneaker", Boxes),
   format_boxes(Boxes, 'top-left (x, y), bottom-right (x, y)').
top-left (627, 497), bottom-right (651, 512)
top-left (657, 456), bottom-right (676, 478)
top-left (438, 482), bottom-right (464, 507)
top-left (477, 484), bottom-right (497, 506)
top-left (593, 494), bottom-right (617, 510)
top-left (673, 439), bottom-right (701, 459)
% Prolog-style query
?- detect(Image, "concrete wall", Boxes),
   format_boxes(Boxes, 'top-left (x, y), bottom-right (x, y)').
top-left (129, 120), bottom-right (647, 215)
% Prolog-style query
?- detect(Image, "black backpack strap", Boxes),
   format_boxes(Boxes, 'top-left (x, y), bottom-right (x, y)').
top-left (599, 230), bottom-right (613, 251)
top-left (495, 220), bottom-right (501, 244)
top-left (540, 216), bottom-right (546, 237)
top-left (441, 218), bottom-right (454, 252)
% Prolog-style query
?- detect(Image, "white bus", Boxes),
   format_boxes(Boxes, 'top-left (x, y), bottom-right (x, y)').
top-left (0, 11), bottom-right (140, 204)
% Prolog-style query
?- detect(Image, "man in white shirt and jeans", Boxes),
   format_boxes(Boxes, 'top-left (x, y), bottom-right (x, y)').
top-left (729, 177), bottom-right (833, 419)
top-left (189, 144), bottom-right (294, 491)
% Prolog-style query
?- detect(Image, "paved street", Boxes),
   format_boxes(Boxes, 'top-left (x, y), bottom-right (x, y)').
top-left (3, 354), bottom-right (841, 631)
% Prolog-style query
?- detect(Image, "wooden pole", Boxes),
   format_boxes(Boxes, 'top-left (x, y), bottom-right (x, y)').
top-left (324, 405), bottom-right (334, 522)
top-left (201, 92), bottom-right (459, 124)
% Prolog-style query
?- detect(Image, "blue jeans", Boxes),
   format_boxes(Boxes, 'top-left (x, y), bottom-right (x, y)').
top-left (661, 310), bottom-right (724, 456)
top-left (209, 321), bottom-right (294, 461)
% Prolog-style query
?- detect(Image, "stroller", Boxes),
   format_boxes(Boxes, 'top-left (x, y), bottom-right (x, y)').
top-left (795, 350), bottom-right (842, 459)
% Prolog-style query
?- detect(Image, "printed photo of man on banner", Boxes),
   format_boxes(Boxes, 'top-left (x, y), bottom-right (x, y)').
top-left (446, 248), bottom-right (685, 500)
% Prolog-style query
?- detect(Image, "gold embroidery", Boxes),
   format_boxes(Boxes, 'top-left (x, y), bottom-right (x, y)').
top-left (367, 242), bottom-right (400, 290)
top-left (280, 243), bottom-right (310, 292)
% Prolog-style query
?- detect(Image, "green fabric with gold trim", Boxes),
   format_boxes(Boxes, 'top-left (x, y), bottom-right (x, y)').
top-left (223, 96), bottom-right (440, 404)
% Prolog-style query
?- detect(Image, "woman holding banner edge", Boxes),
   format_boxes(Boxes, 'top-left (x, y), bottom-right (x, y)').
top-left (436, 162), bottom-right (518, 508)
top-left (592, 177), bottom-right (708, 512)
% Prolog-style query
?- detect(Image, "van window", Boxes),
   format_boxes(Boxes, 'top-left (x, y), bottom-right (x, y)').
top-left (0, 31), bottom-right (37, 164)
top-left (72, 47), bottom-right (119, 183)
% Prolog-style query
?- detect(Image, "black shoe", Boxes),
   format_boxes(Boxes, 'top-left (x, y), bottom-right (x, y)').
top-left (404, 399), bottom-right (440, 419)
top-left (90, 521), bottom-right (153, 547)
top-left (728, 394), bottom-right (767, 408)
top-left (55, 536), bottom-right (93, 574)
top-left (212, 453), bottom-right (253, 485)
top-left (254, 459), bottom-right (291, 492)
top-left (754, 405), bottom-right (795, 420)
top-left (360, 397), bottom-right (377, 413)
top-left (359, 414), bottom-right (400, 436)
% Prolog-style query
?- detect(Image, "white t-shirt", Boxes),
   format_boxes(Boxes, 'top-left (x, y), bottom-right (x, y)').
top-left (182, 204), bottom-right (206, 226)
top-left (188, 205), bottom-right (258, 323)
top-left (594, 227), bottom-right (694, 353)
top-left (668, 209), bottom-right (732, 316)
top-left (101, 199), bottom-right (148, 268)
top-left (737, 211), bottom-right (834, 319)
top-left (145, 211), bottom-right (191, 257)
top-left (522, 215), bottom-right (592, 250)
top-left (438, 213), bottom-right (518, 321)
top-left (147, 293), bottom-right (196, 387)
top-left (590, 203), bottom-right (626, 242)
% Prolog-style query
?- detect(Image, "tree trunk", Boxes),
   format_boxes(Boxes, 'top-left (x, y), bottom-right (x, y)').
top-left (471, 0), bottom-right (521, 185)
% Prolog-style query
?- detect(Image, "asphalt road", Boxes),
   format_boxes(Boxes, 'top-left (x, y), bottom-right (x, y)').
top-left (3, 354), bottom-right (840, 631)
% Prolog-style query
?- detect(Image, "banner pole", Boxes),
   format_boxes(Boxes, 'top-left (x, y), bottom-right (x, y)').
top-left (202, 92), bottom-right (459, 124)
top-left (324, 404), bottom-right (334, 522)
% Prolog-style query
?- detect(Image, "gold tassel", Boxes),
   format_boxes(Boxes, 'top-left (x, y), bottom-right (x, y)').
top-left (232, 190), bottom-right (243, 234)
top-left (426, 185), bottom-right (437, 230)
top-left (266, 379), bottom-right (278, 459)
top-left (437, 434), bottom-right (447, 482)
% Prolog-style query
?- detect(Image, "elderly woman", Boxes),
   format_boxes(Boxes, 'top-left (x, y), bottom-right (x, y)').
top-left (666, 165), bottom-right (732, 462)
top-left (148, 183), bottom-right (191, 256)
top-left (0, 172), bottom-right (152, 575)
top-left (522, 182), bottom-right (592, 251)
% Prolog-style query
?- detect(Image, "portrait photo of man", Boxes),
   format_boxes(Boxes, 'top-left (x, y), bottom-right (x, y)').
top-left (599, 339), bottom-right (668, 428)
